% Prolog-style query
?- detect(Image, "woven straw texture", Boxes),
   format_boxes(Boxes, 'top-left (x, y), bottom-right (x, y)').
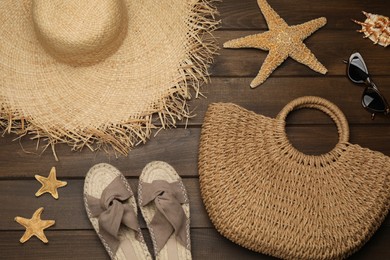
top-left (0, 0), bottom-right (218, 159)
top-left (198, 96), bottom-right (390, 260)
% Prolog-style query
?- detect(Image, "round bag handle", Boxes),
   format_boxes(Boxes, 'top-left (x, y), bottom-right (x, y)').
top-left (276, 96), bottom-right (350, 144)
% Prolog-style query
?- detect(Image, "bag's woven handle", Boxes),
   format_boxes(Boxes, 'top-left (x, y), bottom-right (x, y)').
top-left (276, 96), bottom-right (350, 143)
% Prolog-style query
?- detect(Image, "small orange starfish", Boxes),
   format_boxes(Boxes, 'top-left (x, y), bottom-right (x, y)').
top-left (14, 207), bottom-right (55, 243)
top-left (224, 0), bottom-right (327, 88)
top-left (35, 167), bottom-right (67, 199)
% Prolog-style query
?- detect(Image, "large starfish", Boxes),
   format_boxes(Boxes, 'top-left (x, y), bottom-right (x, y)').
top-left (224, 0), bottom-right (327, 88)
top-left (35, 167), bottom-right (67, 199)
top-left (14, 207), bottom-right (55, 243)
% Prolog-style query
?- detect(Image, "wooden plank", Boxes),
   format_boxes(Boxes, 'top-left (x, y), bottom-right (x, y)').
top-left (0, 125), bottom-right (389, 178)
top-left (1, 226), bottom-right (389, 259)
top-left (1, 178), bottom-right (389, 231)
top-left (0, 229), bottom-right (269, 260)
top-left (217, 0), bottom-right (390, 30)
top-left (1, 0), bottom-right (389, 259)
top-left (192, 77), bottom-right (390, 125)
top-left (0, 128), bottom-right (200, 178)
top-left (2, 78), bottom-right (390, 132)
top-left (211, 30), bottom-right (390, 77)
top-left (0, 179), bottom-right (211, 230)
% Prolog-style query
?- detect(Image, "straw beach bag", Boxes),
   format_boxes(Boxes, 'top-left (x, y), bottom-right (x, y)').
top-left (198, 96), bottom-right (390, 259)
top-left (0, 0), bottom-right (218, 159)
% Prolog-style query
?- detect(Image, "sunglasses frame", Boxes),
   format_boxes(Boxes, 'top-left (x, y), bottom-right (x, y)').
top-left (345, 52), bottom-right (390, 120)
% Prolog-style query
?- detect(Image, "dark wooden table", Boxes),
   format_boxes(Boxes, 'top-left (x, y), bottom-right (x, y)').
top-left (1, 0), bottom-right (389, 259)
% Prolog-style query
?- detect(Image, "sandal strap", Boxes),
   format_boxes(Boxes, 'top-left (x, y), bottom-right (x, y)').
top-left (140, 180), bottom-right (187, 252)
top-left (86, 176), bottom-right (141, 253)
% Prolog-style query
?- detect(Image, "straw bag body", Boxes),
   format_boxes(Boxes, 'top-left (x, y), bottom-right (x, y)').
top-left (198, 96), bottom-right (390, 260)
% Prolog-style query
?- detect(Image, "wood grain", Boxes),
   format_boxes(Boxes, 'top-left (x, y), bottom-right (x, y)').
top-left (0, 179), bottom-right (211, 230)
top-left (0, 125), bottom-right (389, 178)
top-left (192, 77), bottom-right (390, 125)
top-left (0, 78), bottom-right (389, 134)
top-left (1, 226), bottom-right (390, 260)
top-left (1, 0), bottom-right (389, 259)
top-left (211, 31), bottom-right (390, 77)
top-left (1, 178), bottom-right (389, 231)
top-left (217, 0), bottom-right (389, 30)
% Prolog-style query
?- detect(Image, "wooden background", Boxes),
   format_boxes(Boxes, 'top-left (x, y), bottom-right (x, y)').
top-left (1, 0), bottom-right (389, 259)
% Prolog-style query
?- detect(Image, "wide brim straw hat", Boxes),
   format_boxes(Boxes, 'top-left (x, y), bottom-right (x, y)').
top-left (0, 0), bottom-right (218, 159)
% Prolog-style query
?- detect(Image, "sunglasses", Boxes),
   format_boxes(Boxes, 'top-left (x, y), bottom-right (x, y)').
top-left (344, 52), bottom-right (389, 120)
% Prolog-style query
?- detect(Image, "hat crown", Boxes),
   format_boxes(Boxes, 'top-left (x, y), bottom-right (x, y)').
top-left (32, 0), bottom-right (128, 66)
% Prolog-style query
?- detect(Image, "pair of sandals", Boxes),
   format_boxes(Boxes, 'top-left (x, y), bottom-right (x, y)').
top-left (84, 161), bottom-right (191, 260)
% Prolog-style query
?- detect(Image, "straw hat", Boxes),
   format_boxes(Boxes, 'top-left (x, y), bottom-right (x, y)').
top-left (0, 0), bottom-right (218, 158)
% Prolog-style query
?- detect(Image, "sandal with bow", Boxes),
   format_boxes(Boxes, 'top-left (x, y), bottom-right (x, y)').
top-left (84, 163), bottom-right (152, 260)
top-left (138, 161), bottom-right (191, 260)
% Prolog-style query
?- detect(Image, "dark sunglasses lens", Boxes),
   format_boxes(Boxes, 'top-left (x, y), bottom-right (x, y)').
top-left (349, 63), bottom-right (368, 82)
top-left (363, 88), bottom-right (386, 111)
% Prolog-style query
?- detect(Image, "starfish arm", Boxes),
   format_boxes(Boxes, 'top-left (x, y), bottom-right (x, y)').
top-left (32, 207), bottom-right (44, 218)
top-left (49, 167), bottom-right (67, 188)
top-left (35, 230), bottom-right (49, 243)
top-left (250, 50), bottom-right (288, 88)
top-left (51, 189), bottom-right (59, 199)
top-left (56, 180), bottom-right (68, 188)
top-left (223, 32), bottom-right (273, 50)
top-left (35, 185), bottom-right (48, 197)
top-left (41, 220), bottom-right (56, 229)
top-left (48, 167), bottom-right (57, 180)
top-left (35, 220), bottom-right (55, 243)
top-left (14, 216), bottom-right (30, 227)
top-left (35, 174), bottom-right (46, 184)
top-left (15, 216), bottom-right (34, 243)
top-left (290, 17), bottom-right (327, 40)
top-left (257, 0), bottom-right (288, 29)
top-left (19, 230), bottom-right (34, 243)
top-left (289, 43), bottom-right (327, 74)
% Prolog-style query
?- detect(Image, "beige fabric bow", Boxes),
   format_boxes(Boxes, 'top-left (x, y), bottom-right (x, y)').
top-left (86, 176), bottom-right (140, 253)
top-left (140, 180), bottom-right (187, 252)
